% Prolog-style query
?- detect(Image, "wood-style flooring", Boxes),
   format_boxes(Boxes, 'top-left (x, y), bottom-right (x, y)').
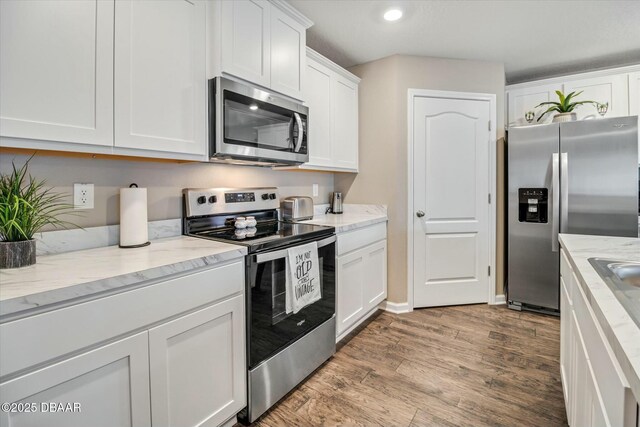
top-left (248, 304), bottom-right (568, 427)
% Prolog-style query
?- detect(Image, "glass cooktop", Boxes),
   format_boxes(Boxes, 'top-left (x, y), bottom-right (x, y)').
top-left (192, 220), bottom-right (334, 252)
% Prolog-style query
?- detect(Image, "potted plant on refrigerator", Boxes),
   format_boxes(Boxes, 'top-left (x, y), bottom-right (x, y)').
top-left (536, 90), bottom-right (599, 123)
top-left (0, 157), bottom-right (78, 269)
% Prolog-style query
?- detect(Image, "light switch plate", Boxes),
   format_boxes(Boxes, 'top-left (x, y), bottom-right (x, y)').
top-left (312, 184), bottom-right (319, 197)
top-left (73, 183), bottom-right (94, 209)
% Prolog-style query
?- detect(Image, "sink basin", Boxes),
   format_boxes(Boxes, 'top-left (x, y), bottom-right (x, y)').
top-left (589, 258), bottom-right (640, 328)
top-left (608, 263), bottom-right (640, 287)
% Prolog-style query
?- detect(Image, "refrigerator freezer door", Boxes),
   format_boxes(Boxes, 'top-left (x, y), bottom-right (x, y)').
top-left (508, 123), bottom-right (561, 310)
top-left (560, 116), bottom-right (639, 238)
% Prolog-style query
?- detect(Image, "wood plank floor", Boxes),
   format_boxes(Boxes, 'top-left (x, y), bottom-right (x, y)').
top-left (246, 304), bottom-right (568, 427)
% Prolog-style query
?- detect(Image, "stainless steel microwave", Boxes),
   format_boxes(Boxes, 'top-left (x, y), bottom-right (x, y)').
top-left (208, 77), bottom-right (309, 166)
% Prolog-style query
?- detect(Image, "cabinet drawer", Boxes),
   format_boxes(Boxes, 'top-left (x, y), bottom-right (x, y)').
top-left (0, 261), bottom-right (244, 379)
top-left (560, 248), bottom-right (573, 304)
top-left (336, 222), bottom-right (386, 256)
top-left (572, 272), bottom-right (635, 426)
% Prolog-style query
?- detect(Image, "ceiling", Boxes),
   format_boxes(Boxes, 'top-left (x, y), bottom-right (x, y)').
top-left (288, 0), bottom-right (640, 84)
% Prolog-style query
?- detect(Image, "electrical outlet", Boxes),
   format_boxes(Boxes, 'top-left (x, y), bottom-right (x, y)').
top-left (73, 183), bottom-right (94, 209)
top-left (312, 184), bottom-right (319, 197)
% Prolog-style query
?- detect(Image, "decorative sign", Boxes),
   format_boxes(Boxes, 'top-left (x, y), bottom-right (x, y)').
top-left (286, 242), bottom-right (321, 314)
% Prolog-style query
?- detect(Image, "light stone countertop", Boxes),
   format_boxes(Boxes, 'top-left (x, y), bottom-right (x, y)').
top-left (0, 236), bottom-right (247, 322)
top-left (559, 233), bottom-right (640, 402)
top-left (300, 205), bottom-right (387, 233)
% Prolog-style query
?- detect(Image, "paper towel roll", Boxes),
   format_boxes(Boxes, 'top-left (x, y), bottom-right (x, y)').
top-left (119, 186), bottom-right (149, 248)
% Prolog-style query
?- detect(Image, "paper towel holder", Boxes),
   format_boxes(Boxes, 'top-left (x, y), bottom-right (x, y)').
top-left (119, 183), bottom-right (151, 249)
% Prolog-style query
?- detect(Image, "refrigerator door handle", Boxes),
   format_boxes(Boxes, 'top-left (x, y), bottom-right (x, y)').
top-left (560, 152), bottom-right (569, 233)
top-left (552, 153), bottom-right (560, 252)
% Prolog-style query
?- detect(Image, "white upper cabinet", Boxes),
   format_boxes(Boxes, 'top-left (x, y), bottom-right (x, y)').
top-left (285, 49), bottom-right (360, 173)
top-left (211, 0), bottom-right (312, 101)
top-left (506, 65), bottom-right (639, 128)
top-left (564, 74), bottom-right (629, 120)
top-left (305, 59), bottom-right (333, 167)
top-left (270, 6), bottom-right (305, 99)
top-left (629, 72), bottom-right (640, 115)
top-left (0, 0), bottom-right (114, 146)
top-left (220, 0), bottom-right (271, 89)
top-left (331, 74), bottom-right (359, 171)
top-left (114, 0), bottom-right (206, 155)
top-left (507, 84), bottom-right (562, 126)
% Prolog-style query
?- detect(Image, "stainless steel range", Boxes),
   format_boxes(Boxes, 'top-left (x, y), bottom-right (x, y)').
top-left (183, 187), bottom-right (336, 424)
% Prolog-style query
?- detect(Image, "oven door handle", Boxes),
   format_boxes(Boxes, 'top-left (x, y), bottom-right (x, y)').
top-left (254, 235), bottom-right (336, 263)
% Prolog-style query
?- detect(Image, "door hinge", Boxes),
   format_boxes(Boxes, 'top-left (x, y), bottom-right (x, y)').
top-left (488, 120), bottom-right (491, 131)
top-left (488, 266), bottom-right (491, 276)
top-left (488, 193), bottom-right (491, 204)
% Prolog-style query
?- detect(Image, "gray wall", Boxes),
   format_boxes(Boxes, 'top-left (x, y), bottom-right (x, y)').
top-left (0, 153), bottom-right (334, 229)
top-left (336, 54), bottom-right (506, 303)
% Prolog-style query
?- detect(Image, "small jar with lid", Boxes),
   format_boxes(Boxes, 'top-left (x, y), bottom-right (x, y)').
top-left (245, 216), bottom-right (257, 228)
top-left (234, 217), bottom-right (247, 229)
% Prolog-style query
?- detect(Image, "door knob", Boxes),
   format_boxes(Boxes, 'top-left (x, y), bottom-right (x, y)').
top-left (416, 210), bottom-right (425, 218)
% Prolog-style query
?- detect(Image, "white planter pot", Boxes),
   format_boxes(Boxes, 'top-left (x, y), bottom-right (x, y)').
top-left (552, 112), bottom-right (577, 123)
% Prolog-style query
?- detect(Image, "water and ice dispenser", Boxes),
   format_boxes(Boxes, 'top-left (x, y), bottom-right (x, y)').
top-left (518, 188), bottom-right (548, 223)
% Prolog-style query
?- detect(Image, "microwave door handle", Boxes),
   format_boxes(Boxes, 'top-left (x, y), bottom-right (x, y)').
top-left (254, 235), bottom-right (336, 263)
top-left (293, 113), bottom-right (304, 152)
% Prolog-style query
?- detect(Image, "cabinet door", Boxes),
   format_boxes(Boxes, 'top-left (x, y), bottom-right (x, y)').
top-left (149, 295), bottom-right (246, 427)
top-left (363, 240), bottom-right (387, 311)
top-left (571, 311), bottom-right (590, 427)
top-left (114, 0), bottom-right (206, 155)
top-left (507, 84), bottom-right (562, 126)
top-left (0, 332), bottom-right (150, 427)
top-left (336, 250), bottom-right (366, 336)
top-left (629, 72), bottom-right (640, 115)
top-left (564, 74), bottom-right (629, 119)
top-left (305, 59), bottom-right (333, 167)
top-left (0, 0), bottom-right (113, 146)
top-left (332, 75), bottom-right (359, 171)
top-left (560, 276), bottom-right (572, 423)
top-left (221, 0), bottom-right (270, 88)
top-left (270, 6), bottom-right (305, 100)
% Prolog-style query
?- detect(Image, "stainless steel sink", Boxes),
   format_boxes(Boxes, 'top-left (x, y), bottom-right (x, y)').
top-left (589, 258), bottom-right (640, 327)
top-left (608, 263), bottom-right (640, 287)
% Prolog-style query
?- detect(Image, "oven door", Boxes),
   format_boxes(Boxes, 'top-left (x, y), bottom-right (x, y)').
top-left (246, 235), bottom-right (335, 369)
top-left (210, 77), bottom-right (309, 165)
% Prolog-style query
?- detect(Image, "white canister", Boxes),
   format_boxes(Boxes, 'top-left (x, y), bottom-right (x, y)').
top-left (235, 216), bottom-right (247, 229)
top-left (119, 184), bottom-right (150, 248)
top-left (245, 216), bottom-right (257, 227)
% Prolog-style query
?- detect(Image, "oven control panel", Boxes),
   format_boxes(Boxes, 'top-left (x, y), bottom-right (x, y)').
top-left (183, 187), bottom-right (279, 217)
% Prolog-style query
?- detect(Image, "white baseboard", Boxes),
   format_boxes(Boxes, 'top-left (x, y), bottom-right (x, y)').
top-left (491, 294), bottom-right (506, 305)
top-left (379, 300), bottom-right (412, 314)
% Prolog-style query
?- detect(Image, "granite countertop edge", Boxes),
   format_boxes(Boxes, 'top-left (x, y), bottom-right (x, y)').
top-left (0, 237), bottom-right (247, 322)
top-left (558, 233), bottom-right (640, 402)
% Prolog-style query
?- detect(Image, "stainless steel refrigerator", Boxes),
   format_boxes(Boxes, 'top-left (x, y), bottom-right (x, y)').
top-left (507, 116), bottom-right (639, 313)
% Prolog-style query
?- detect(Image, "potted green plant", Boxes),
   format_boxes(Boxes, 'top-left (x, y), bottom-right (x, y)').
top-left (535, 90), bottom-right (599, 123)
top-left (0, 157), bottom-right (77, 269)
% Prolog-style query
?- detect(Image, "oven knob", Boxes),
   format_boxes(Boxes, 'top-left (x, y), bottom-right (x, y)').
top-left (269, 193), bottom-right (277, 200)
top-left (261, 193), bottom-right (269, 200)
top-left (208, 195), bottom-right (217, 204)
top-left (197, 196), bottom-right (206, 205)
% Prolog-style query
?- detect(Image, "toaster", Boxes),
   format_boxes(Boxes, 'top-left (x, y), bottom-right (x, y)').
top-left (281, 196), bottom-right (314, 221)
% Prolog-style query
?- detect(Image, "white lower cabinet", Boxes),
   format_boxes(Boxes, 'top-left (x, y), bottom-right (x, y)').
top-left (0, 263), bottom-right (246, 427)
top-left (336, 223), bottom-right (387, 340)
top-left (0, 332), bottom-right (151, 427)
top-left (149, 295), bottom-right (246, 427)
top-left (560, 247), bottom-right (638, 427)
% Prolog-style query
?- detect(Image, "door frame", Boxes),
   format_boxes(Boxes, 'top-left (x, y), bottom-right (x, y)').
top-left (407, 89), bottom-right (498, 310)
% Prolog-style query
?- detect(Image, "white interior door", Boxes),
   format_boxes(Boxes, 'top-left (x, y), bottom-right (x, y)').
top-left (412, 94), bottom-right (492, 307)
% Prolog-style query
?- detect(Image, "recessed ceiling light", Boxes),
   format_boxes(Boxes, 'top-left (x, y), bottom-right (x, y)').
top-left (249, 104), bottom-right (258, 110)
top-left (383, 8), bottom-right (403, 22)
